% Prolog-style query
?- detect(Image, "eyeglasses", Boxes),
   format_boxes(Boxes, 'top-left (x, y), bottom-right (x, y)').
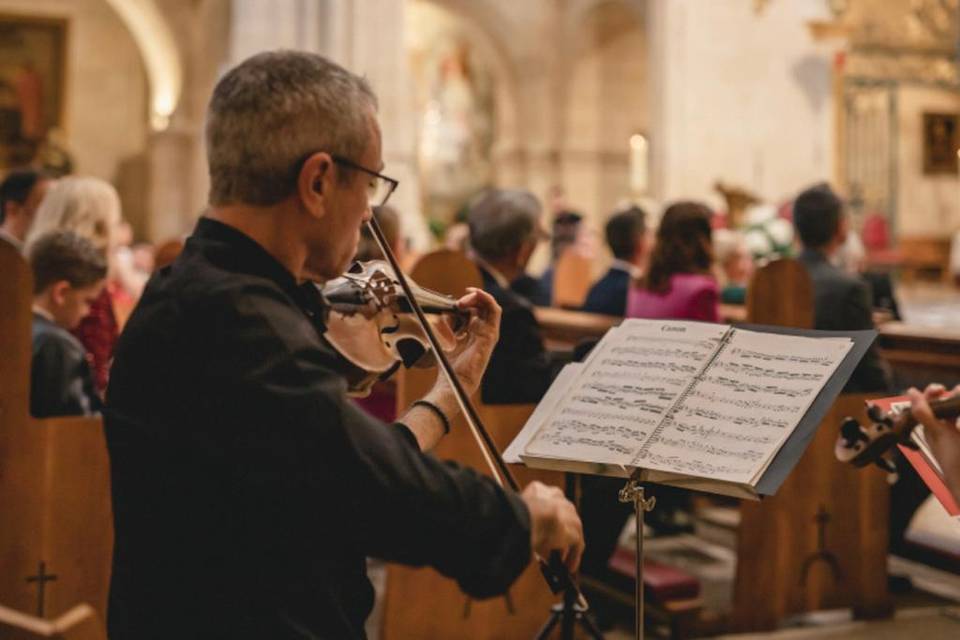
top-left (332, 155), bottom-right (399, 208)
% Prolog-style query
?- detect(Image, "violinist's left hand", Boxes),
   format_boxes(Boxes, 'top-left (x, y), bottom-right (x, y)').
top-left (442, 287), bottom-right (501, 396)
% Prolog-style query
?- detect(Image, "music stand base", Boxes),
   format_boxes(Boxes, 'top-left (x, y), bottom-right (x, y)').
top-left (534, 601), bottom-right (605, 640)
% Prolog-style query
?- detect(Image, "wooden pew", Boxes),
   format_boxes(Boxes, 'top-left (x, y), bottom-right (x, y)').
top-left (551, 249), bottom-right (593, 309)
top-left (731, 394), bottom-right (891, 631)
top-left (0, 603), bottom-right (105, 640)
top-left (730, 259), bottom-right (891, 631)
top-left (878, 322), bottom-right (960, 389)
top-left (0, 240), bottom-right (113, 623)
top-left (381, 250), bottom-right (564, 639)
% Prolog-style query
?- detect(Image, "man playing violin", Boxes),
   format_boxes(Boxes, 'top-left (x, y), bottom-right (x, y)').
top-left (104, 51), bottom-right (584, 640)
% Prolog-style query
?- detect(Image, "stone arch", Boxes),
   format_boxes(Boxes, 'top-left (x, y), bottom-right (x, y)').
top-left (101, 0), bottom-right (183, 131)
top-left (407, 0), bottom-right (525, 199)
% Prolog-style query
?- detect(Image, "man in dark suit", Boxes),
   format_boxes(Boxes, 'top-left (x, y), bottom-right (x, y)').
top-left (468, 189), bottom-right (567, 404)
top-left (793, 183), bottom-right (890, 393)
top-left (582, 205), bottom-right (649, 316)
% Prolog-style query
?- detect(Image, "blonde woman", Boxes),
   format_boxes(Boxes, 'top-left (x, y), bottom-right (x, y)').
top-left (26, 176), bottom-right (124, 394)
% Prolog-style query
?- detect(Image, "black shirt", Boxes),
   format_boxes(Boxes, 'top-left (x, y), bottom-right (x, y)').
top-left (105, 218), bottom-right (531, 639)
top-left (30, 313), bottom-right (101, 417)
top-left (797, 248), bottom-right (891, 393)
top-left (477, 265), bottom-right (564, 404)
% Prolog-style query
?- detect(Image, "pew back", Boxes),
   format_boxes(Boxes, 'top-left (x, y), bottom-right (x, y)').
top-left (0, 241), bottom-right (113, 622)
top-left (745, 258), bottom-right (813, 328)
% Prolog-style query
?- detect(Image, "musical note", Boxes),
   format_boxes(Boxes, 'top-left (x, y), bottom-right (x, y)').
top-left (634, 452), bottom-right (751, 478)
top-left (625, 335), bottom-right (719, 352)
top-left (688, 389), bottom-right (795, 414)
top-left (713, 361), bottom-right (822, 382)
top-left (672, 423), bottom-right (775, 445)
top-left (550, 419), bottom-right (648, 441)
top-left (538, 435), bottom-right (635, 456)
top-left (651, 435), bottom-right (764, 462)
top-left (572, 394), bottom-right (668, 415)
top-left (589, 370), bottom-right (686, 388)
top-left (706, 375), bottom-right (812, 399)
top-left (729, 347), bottom-right (835, 367)
top-left (677, 406), bottom-right (791, 430)
top-left (609, 345), bottom-right (709, 362)
top-left (600, 358), bottom-right (699, 375)
top-left (560, 407), bottom-right (659, 427)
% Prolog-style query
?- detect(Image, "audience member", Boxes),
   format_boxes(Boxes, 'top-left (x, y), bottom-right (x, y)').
top-left (582, 205), bottom-right (649, 316)
top-left (468, 189), bottom-right (565, 404)
top-left (526, 209), bottom-right (583, 307)
top-left (26, 176), bottom-right (124, 394)
top-left (713, 228), bottom-right (754, 305)
top-left (793, 183), bottom-right (890, 393)
top-left (0, 167), bottom-right (52, 251)
top-left (626, 201), bottom-right (719, 322)
top-left (27, 230), bottom-right (106, 418)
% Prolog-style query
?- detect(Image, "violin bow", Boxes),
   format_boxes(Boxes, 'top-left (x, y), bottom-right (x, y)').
top-left (364, 217), bottom-right (587, 607)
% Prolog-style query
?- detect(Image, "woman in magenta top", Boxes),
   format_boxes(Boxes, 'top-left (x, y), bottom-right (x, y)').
top-left (626, 201), bottom-right (719, 322)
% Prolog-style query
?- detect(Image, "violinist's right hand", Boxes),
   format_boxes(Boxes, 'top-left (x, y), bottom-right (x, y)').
top-left (522, 481), bottom-right (585, 574)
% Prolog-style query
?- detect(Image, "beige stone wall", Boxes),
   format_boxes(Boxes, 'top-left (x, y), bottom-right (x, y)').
top-left (0, 0), bottom-right (150, 234)
top-left (895, 85), bottom-right (960, 237)
top-left (648, 0), bottom-right (835, 209)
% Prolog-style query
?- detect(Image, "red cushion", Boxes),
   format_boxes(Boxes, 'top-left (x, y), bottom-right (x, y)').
top-left (607, 546), bottom-right (701, 603)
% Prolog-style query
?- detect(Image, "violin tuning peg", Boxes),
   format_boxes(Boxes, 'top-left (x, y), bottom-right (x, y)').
top-left (875, 456), bottom-right (897, 474)
top-left (866, 404), bottom-right (885, 423)
top-left (839, 417), bottom-right (865, 447)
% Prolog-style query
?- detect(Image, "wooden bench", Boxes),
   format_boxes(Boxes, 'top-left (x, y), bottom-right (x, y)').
top-left (0, 240), bottom-right (114, 623)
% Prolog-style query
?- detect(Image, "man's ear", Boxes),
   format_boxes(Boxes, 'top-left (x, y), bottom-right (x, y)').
top-left (297, 152), bottom-right (336, 219)
top-left (49, 280), bottom-right (71, 306)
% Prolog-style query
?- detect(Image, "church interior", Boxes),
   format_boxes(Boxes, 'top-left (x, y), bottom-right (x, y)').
top-left (5, 0), bottom-right (960, 638)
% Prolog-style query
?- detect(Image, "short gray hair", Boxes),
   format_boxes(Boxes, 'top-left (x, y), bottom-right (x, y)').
top-left (468, 189), bottom-right (542, 260)
top-left (206, 50), bottom-right (378, 206)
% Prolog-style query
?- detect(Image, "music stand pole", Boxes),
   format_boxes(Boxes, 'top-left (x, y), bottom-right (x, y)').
top-left (619, 474), bottom-right (655, 640)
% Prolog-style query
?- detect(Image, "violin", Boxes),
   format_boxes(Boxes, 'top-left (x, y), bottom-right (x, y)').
top-left (321, 260), bottom-right (470, 396)
top-left (835, 394), bottom-right (960, 472)
top-left (343, 216), bottom-right (589, 607)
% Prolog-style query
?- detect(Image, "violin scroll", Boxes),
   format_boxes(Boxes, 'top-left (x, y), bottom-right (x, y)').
top-left (320, 260), bottom-right (471, 396)
top-left (835, 394), bottom-right (960, 471)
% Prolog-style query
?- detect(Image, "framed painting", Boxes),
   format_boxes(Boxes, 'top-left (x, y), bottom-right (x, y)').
top-left (0, 14), bottom-right (67, 169)
top-left (922, 112), bottom-right (958, 175)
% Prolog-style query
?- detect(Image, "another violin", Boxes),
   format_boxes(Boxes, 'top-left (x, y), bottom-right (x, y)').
top-left (321, 260), bottom-right (469, 396)
top-left (835, 394), bottom-right (960, 472)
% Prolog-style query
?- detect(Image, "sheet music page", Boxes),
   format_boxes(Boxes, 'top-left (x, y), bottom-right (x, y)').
top-left (524, 320), bottom-right (731, 467)
top-left (504, 363), bottom-right (583, 464)
top-left (635, 328), bottom-right (853, 484)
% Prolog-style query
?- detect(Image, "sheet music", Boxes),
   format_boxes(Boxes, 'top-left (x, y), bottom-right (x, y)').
top-left (635, 328), bottom-right (853, 484)
top-left (524, 320), bottom-right (730, 467)
top-left (504, 363), bottom-right (583, 464)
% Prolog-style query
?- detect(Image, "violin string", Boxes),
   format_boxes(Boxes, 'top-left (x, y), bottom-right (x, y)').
top-left (364, 217), bottom-right (516, 491)
top-left (364, 216), bottom-right (588, 609)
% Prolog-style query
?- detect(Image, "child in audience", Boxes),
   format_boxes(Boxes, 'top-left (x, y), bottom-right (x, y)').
top-left (28, 230), bottom-right (107, 417)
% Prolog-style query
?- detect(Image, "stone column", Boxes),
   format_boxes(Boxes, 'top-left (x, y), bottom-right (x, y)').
top-left (325, 0), bottom-right (427, 250)
top-left (226, 0), bottom-right (427, 250)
